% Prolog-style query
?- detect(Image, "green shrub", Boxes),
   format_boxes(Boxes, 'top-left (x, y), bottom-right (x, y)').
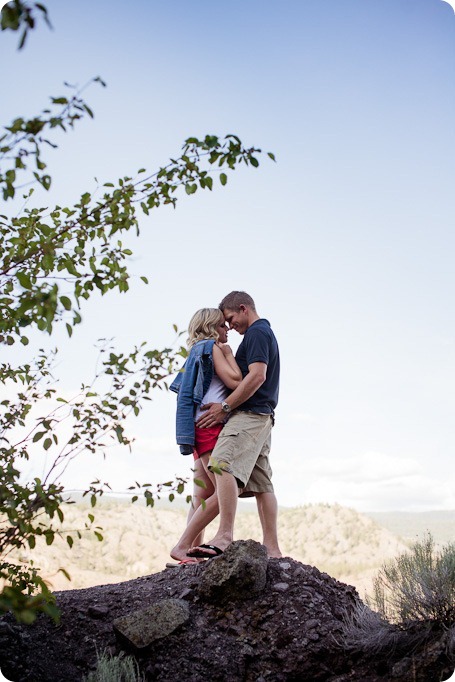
top-left (83, 651), bottom-right (144, 682)
top-left (341, 534), bottom-right (455, 654)
top-left (370, 534), bottom-right (455, 626)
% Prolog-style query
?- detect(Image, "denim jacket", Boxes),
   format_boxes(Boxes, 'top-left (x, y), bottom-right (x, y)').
top-left (169, 339), bottom-right (215, 454)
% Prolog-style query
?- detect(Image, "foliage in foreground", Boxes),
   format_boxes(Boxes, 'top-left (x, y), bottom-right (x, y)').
top-left (342, 534), bottom-right (455, 654)
top-left (83, 650), bottom-right (144, 682)
top-left (0, 0), bottom-right (272, 623)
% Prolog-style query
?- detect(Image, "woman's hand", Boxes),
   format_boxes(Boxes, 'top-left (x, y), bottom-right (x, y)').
top-left (217, 342), bottom-right (233, 356)
top-left (213, 343), bottom-right (242, 388)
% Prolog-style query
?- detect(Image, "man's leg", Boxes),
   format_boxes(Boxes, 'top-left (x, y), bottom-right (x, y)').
top-left (255, 491), bottom-right (282, 558)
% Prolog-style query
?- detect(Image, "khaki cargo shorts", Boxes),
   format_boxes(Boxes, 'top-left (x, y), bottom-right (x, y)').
top-left (208, 411), bottom-right (274, 494)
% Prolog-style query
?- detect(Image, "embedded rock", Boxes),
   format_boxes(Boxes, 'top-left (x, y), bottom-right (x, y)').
top-left (113, 598), bottom-right (189, 651)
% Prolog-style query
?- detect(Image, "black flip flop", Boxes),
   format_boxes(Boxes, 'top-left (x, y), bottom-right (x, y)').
top-left (187, 544), bottom-right (224, 559)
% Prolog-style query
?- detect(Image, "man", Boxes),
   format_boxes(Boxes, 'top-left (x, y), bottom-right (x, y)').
top-left (187, 290), bottom-right (282, 559)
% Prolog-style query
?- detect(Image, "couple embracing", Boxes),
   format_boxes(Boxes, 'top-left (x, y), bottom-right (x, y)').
top-left (169, 290), bottom-right (282, 563)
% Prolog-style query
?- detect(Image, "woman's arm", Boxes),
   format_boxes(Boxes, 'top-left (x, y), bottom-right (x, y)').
top-left (212, 343), bottom-right (242, 389)
top-left (196, 361), bottom-right (267, 428)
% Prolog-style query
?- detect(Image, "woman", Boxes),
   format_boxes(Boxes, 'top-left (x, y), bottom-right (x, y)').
top-left (169, 308), bottom-right (242, 562)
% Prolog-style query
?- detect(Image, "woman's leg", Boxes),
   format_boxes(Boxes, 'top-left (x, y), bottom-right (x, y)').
top-left (187, 455), bottom-right (215, 547)
top-left (170, 451), bottom-right (220, 562)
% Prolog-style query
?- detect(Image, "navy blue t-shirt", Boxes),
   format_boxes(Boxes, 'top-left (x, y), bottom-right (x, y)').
top-left (235, 318), bottom-right (280, 414)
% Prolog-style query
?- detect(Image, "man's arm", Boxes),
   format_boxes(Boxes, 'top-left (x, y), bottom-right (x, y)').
top-left (196, 362), bottom-right (267, 427)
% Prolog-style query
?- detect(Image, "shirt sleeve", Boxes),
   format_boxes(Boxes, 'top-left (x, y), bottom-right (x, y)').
top-left (245, 327), bottom-right (270, 366)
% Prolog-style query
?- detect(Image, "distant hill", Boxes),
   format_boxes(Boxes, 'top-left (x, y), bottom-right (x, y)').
top-left (7, 500), bottom-right (420, 599)
top-left (365, 509), bottom-right (455, 545)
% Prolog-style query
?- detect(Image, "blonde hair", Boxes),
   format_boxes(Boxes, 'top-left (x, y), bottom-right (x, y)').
top-left (187, 308), bottom-right (224, 348)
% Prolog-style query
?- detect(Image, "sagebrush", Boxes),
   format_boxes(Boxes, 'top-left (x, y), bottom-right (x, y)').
top-left (342, 534), bottom-right (455, 655)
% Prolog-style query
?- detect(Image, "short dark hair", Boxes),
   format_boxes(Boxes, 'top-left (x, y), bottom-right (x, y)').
top-left (219, 291), bottom-right (256, 312)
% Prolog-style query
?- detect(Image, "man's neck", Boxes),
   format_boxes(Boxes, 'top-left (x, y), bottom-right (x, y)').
top-left (247, 312), bottom-right (260, 328)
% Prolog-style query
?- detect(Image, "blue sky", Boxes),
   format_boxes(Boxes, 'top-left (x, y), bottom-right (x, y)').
top-left (2, 0), bottom-right (455, 511)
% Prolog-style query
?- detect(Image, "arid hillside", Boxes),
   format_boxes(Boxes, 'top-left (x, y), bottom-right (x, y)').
top-left (7, 500), bottom-right (421, 597)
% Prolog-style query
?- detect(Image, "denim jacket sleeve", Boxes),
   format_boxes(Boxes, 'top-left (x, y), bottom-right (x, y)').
top-left (169, 340), bottom-right (215, 453)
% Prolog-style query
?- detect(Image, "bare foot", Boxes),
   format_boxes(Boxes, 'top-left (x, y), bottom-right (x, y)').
top-left (170, 544), bottom-right (197, 562)
top-left (187, 536), bottom-right (232, 557)
top-left (267, 550), bottom-right (283, 558)
top-left (265, 543), bottom-right (283, 558)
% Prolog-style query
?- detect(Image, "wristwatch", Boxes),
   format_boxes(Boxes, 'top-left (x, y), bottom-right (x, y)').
top-left (221, 400), bottom-right (231, 413)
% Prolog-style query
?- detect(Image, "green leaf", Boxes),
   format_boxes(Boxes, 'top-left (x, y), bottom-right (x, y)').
top-left (33, 431), bottom-right (45, 442)
top-left (41, 175), bottom-right (52, 190)
top-left (43, 438), bottom-right (52, 451)
top-left (267, 152), bottom-right (276, 162)
top-left (58, 568), bottom-right (71, 581)
top-left (66, 536), bottom-right (74, 549)
top-left (60, 296), bottom-right (72, 311)
top-left (220, 173), bottom-right (228, 186)
top-left (18, 29), bottom-right (27, 51)
top-left (17, 272), bottom-right (32, 289)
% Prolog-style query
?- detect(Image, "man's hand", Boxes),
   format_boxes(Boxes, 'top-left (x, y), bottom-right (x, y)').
top-left (196, 402), bottom-right (225, 428)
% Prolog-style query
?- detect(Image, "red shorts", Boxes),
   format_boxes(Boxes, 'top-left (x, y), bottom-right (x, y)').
top-left (193, 425), bottom-right (223, 460)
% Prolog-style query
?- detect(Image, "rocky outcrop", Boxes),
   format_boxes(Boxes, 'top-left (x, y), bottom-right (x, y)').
top-left (0, 540), bottom-right (452, 681)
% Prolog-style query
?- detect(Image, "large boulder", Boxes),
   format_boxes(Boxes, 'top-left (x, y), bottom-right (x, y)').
top-left (198, 539), bottom-right (268, 603)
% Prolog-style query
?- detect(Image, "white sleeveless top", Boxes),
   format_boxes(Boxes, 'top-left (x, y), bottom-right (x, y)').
top-left (195, 373), bottom-right (229, 422)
